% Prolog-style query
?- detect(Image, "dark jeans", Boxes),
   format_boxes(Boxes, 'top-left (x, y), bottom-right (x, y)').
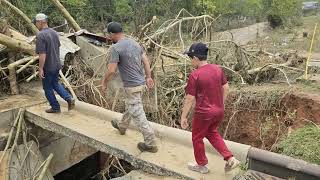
top-left (42, 70), bottom-right (71, 111)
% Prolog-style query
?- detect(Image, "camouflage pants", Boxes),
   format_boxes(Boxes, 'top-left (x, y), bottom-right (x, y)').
top-left (118, 85), bottom-right (156, 147)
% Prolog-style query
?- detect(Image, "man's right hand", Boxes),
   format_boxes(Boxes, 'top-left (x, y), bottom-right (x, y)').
top-left (39, 68), bottom-right (44, 79)
top-left (146, 77), bottom-right (154, 89)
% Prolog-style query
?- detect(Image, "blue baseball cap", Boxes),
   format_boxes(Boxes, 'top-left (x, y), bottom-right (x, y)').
top-left (184, 42), bottom-right (208, 60)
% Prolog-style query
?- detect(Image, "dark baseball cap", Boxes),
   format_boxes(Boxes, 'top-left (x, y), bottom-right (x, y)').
top-left (184, 42), bottom-right (208, 60)
top-left (104, 22), bottom-right (123, 34)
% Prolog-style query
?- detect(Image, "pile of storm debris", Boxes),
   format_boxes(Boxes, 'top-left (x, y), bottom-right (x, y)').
top-left (0, 0), bottom-right (308, 125)
top-left (0, 0), bottom-right (310, 179)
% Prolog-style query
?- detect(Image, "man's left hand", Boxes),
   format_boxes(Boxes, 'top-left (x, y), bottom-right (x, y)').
top-left (180, 117), bottom-right (189, 129)
top-left (101, 83), bottom-right (107, 92)
top-left (146, 77), bottom-right (154, 89)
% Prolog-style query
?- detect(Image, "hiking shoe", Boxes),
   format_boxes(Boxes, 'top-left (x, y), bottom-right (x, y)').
top-left (225, 157), bottom-right (240, 172)
top-left (45, 108), bottom-right (61, 114)
top-left (67, 99), bottom-right (75, 111)
top-left (137, 142), bottom-right (158, 153)
top-left (187, 162), bottom-right (209, 174)
top-left (111, 120), bottom-right (126, 135)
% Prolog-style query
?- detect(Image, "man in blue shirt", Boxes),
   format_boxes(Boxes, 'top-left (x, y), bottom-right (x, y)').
top-left (34, 13), bottom-right (75, 113)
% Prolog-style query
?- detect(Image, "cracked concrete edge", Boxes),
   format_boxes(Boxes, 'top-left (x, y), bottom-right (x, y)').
top-left (111, 170), bottom-right (181, 180)
top-left (62, 99), bottom-right (251, 163)
top-left (24, 111), bottom-right (194, 180)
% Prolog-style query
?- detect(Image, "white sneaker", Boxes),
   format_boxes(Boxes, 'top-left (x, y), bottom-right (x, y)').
top-left (225, 157), bottom-right (240, 172)
top-left (187, 162), bottom-right (210, 174)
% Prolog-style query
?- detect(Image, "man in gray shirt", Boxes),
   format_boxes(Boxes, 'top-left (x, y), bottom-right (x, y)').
top-left (34, 13), bottom-right (75, 113)
top-left (101, 22), bottom-right (157, 153)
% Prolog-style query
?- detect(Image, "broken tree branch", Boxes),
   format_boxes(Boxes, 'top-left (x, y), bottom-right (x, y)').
top-left (220, 65), bottom-right (246, 84)
top-left (59, 70), bottom-right (78, 100)
top-left (8, 109), bottom-right (25, 167)
top-left (36, 153), bottom-right (54, 180)
top-left (248, 59), bottom-right (293, 75)
top-left (0, 109), bottom-right (23, 164)
top-left (150, 14), bottom-right (216, 39)
top-left (49, 0), bottom-right (81, 32)
top-left (16, 56), bottom-right (39, 74)
top-left (0, 33), bottom-right (35, 55)
top-left (0, 0), bottom-right (39, 34)
top-left (26, 71), bottom-right (38, 82)
top-left (8, 57), bottom-right (34, 94)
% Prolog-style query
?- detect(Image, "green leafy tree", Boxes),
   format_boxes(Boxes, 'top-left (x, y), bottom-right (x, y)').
top-left (268, 0), bottom-right (303, 27)
top-left (197, 0), bottom-right (216, 15)
top-left (242, 0), bottom-right (263, 18)
top-left (114, 0), bottom-right (133, 22)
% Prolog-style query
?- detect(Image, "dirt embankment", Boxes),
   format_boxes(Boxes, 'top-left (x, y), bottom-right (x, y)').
top-left (221, 88), bottom-right (320, 150)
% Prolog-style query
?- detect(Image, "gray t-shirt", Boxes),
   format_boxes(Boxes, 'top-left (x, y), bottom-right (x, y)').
top-left (109, 38), bottom-right (145, 87)
top-left (36, 28), bottom-right (62, 72)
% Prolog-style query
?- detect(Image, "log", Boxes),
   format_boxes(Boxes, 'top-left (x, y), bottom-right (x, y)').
top-left (247, 60), bottom-right (293, 75)
top-left (36, 153), bottom-right (54, 180)
top-left (0, 33), bottom-right (35, 55)
top-left (16, 56), bottom-right (39, 74)
top-left (26, 71), bottom-right (38, 82)
top-left (0, 0), bottom-right (39, 34)
top-left (8, 57), bottom-right (34, 94)
top-left (49, 0), bottom-right (81, 32)
top-left (5, 28), bottom-right (29, 42)
top-left (59, 70), bottom-right (78, 100)
top-left (138, 16), bottom-right (157, 39)
top-left (0, 109), bottom-right (23, 163)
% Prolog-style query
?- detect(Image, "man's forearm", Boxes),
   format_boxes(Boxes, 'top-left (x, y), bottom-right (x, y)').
top-left (38, 54), bottom-right (46, 69)
top-left (223, 83), bottom-right (229, 104)
top-left (142, 54), bottom-right (152, 78)
top-left (144, 64), bottom-right (152, 78)
top-left (102, 71), bottom-right (114, 85)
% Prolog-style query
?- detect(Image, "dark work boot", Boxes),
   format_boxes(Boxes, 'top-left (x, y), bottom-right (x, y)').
top-left (45, 108), bottom-right (61, 114)
top-left (111, 120), bottom-right (126, 135)
top-left (137, 142), bottom-right (158, 153)
top-left (67, 99), bottom-right (75, 111)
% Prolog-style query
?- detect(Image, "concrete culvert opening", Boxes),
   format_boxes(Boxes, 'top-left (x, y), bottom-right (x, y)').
top-left (54, 152), bottom-right (135, 180)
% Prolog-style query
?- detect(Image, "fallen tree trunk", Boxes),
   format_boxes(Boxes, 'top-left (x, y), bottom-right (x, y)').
top-left (4, 28), bottom-right (29, 42)
top-left (0, 0), bottom-right (39, 34)
top-left (49, 0), bottom-right (81, 32)
top-left (247, 59), bottom-right (293, 75)
top-left (0, 33), bottom-right (35, 55)
top-left (8, 57), bottom-right (34, 94)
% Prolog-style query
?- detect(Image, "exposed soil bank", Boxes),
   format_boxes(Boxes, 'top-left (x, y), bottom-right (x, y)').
top-left (221, 87), bottom-right (320, 150)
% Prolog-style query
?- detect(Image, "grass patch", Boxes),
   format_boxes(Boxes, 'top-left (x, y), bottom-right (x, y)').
top-left (276, 126), bottom-right (320, 165)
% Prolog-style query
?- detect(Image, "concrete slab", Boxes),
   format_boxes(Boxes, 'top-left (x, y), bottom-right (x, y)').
top-left (111, 170), bottom-right (178, 180)
top-left (25, 103), bottom-right (246, 180)
top-left (0, 95), bottom-right (97, 176)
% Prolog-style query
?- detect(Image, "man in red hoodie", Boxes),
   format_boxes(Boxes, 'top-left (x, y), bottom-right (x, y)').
top-left (181, 42), bottom-right (240, 174)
